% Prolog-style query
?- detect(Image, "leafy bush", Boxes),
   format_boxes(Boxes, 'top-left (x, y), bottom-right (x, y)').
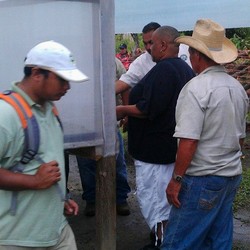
top-left (230, 33), bottom-right (250, 50)
top-left (234, 166), bottom-right (250, 212)
top-left (115, 34), bottom-right (144, 54)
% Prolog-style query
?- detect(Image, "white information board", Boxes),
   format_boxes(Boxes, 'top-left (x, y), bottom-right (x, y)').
top-left (0, 0), bottom-right (117, 154)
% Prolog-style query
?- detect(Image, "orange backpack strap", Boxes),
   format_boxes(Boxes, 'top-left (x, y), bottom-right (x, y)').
top-left (0, 92), bottom-right (28, 129)
top-left (0, 91), bottom-right (40, 215)
top-left (0, 90), bottom-right (40, 165)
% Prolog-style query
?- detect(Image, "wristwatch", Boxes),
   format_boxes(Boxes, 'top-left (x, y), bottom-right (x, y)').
top-left (172, 173), bottom-right (183, 183)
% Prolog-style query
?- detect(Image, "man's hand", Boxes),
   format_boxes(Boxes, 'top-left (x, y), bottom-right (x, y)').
top-left (34, 161), bottom-right (61, 189)
top-left (166, 138), bottom-right (198, 208)
top-left (166, 179), bottom-right (182, 208)
top-left (116, 105), bottom-right (126, 121)
top-left (64, 199), bottom-right (79, 216)
top-left (119, 116), bottom-right (128, 132)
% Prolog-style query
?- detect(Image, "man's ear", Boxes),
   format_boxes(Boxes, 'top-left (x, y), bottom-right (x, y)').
top-left (161, 40), bottom-right (168, 51)
top-left (31, 67), bottom-right (44, 81)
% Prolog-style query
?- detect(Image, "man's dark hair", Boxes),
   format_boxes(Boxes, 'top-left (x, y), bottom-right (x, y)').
top-left (24, 66), bottom-right (50, 78)
top-left (142, 22), bottom-right (161, 33)
top-left (156, 26), bottom-right (180, 42)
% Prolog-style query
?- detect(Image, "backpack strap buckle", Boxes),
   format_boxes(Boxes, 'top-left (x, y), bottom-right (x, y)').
top-left (20, 149), bottom-right (37, 164)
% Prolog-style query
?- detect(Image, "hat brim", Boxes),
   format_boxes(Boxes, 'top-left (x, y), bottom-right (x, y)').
top-left (52, 69), bottom-right (89, 83)
top-left (175, 36), bottom-right (238, 64)
top-left (25, 64), bottom-right (89, 83)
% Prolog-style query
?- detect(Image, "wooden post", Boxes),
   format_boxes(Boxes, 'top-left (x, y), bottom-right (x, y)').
top-left (96, 155), bottom-right (116, 250)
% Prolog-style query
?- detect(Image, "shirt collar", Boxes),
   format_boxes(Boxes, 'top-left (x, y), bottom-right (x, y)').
top-left (11, 81), bottom-right (52, 111)
top-left (200, 65), bottom-right (226, 75)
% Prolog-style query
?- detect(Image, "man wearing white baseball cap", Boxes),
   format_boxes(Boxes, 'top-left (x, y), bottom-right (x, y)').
top-left (161, 19), bottom-right (248, 249)
top-left (0, 41), bottom-right (88, 249)
top-left (24, 40), bottom-right (89, 83)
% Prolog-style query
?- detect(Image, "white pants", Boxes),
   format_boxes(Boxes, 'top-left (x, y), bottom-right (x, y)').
top-left (135, 160), bottom-right (174, 230)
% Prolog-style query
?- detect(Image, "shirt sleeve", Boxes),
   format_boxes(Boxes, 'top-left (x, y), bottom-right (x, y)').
top-left (119, 52), bottom-right (155, 88)
top-left (174, 82), bottom-right (205, 140)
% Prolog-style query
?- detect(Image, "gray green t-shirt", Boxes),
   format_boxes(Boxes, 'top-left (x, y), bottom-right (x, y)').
top-left (0, 82), bottom-right (67, 247)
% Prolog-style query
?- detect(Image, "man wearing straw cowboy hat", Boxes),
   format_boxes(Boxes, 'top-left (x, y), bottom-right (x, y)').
top-left (161, 19), bottom-right (249, 249)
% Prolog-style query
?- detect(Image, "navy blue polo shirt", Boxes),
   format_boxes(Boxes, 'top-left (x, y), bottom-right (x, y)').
top-left (128, 57), bottom-right (195, 164)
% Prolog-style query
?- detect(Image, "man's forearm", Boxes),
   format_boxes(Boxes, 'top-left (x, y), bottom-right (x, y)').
top-left (115, 80), bottom-right (131, 94)
top-left (174, 138), bottom-right (198, 176)
top-left (166, 138), bottom-right (198, 208)
top-left (0, 168), bottom-right (38, 191)
top-left (116, 104), bottom-right (146, 120)
top-left (121, 89), bottom-right (130, 105)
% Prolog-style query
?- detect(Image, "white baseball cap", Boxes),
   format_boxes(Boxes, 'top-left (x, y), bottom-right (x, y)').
top-left (24, 41), bottom-right (89, 82)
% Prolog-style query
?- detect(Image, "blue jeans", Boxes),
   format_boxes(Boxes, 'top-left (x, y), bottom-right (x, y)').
top-left (76, 130), bottom-right (131, 204)
top-left (161, 175), bottom-right (242, 250)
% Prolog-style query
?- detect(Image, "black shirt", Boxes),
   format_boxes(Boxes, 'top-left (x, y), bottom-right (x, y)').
top-left (128, 58), bottom-right (195, 164)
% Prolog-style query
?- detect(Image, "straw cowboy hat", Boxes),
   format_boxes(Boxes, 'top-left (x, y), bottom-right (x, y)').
top-left (175, 19), bottom-right (238, 64)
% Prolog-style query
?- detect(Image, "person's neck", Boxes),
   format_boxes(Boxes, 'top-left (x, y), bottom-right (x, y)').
top-left (18, 80), bottom-right (46, 106)
top-left (161, 52), bottom-right (178, 61)
top-left (197, 61), bottom-right (219, 74)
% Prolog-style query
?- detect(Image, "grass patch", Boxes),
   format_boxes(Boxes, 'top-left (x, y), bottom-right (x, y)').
top-left (233, 165), bottom-right (250, 212)
top-left (120, 130), bottom-right (134, 166)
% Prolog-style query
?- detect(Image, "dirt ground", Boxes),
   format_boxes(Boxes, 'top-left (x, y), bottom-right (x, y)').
top-left (67, 155), bottom-right (150, 250)
top-left (67, 132), bottom-right (250, 250)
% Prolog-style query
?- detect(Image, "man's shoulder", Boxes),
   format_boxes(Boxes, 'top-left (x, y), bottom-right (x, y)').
top-left (135, 51), bottom-right (151, 61)
top-left (0, 100), bottom-right (22, 141)
top-left (130, 51), bottom-right (155, 68)
top-left (0, 99), bottom-right (20, 117)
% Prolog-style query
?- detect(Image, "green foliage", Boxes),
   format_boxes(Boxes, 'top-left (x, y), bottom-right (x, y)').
top-left (227, 28), bottom-right (250, 39)
top-left (120, 129), bottom-right (134, 166)
top-left (233, 166), bottom-right (250, 212)
top-left (183, 28), bottom-right (250, 50)
top-left (230, 33), bottom-right (250, 50)
top-left (115, 34), bottom-right (144, 54)
top-left (227, 28), bottom-right (250, 50)
top-left (116, 28), bottom-right (250, 52)
top-left (180, 30), bottom-right (192, 36)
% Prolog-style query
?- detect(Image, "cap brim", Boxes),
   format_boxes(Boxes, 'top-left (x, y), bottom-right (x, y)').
top-left (54, 69), bottom-right (89, 83)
